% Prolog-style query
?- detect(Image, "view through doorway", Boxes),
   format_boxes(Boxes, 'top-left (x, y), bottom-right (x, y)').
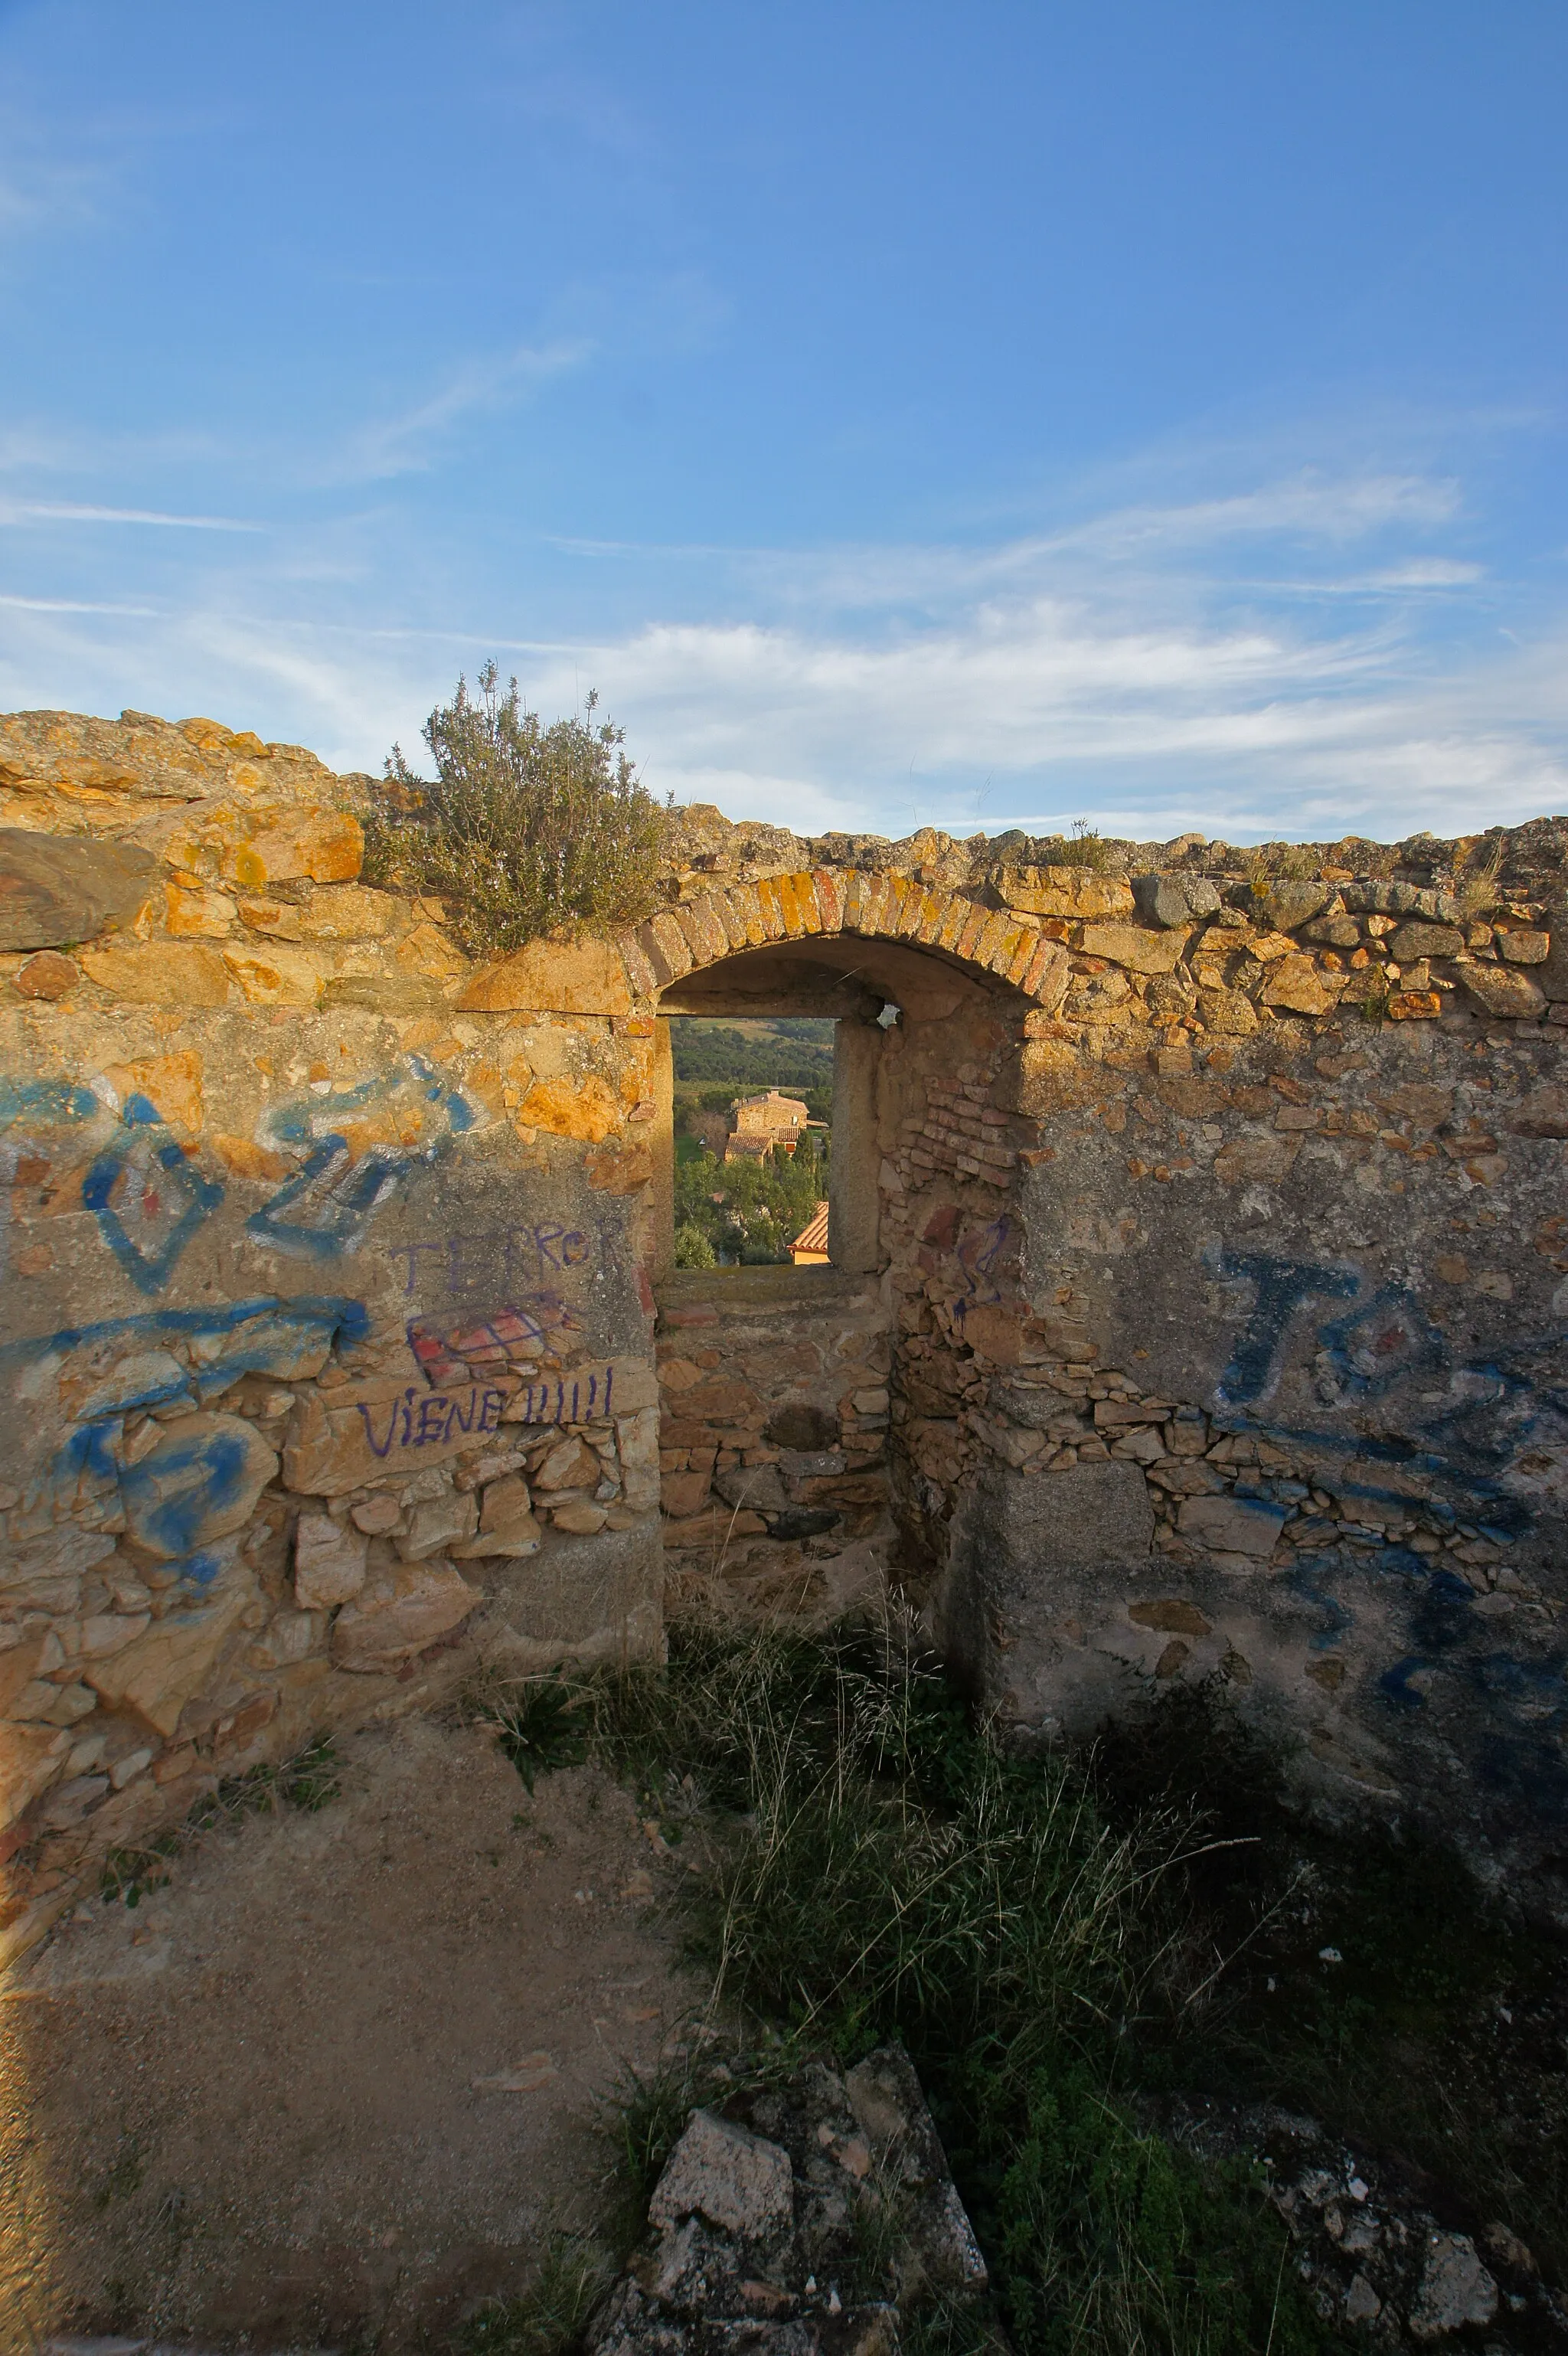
top-left (668, 1015), bottom-right (835, 1267)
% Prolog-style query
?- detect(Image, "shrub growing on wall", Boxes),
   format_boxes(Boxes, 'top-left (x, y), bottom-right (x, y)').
top-left (361, 662), bottom-right (667, 956)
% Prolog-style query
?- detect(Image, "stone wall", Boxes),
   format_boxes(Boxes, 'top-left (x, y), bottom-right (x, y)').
top-left (3, 704), bottom-right (1567, 1950)
top-left (655, 1265), bottom-right (892, 1621)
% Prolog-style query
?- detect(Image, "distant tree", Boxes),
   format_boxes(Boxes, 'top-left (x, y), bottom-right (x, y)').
top-left (358, 662), bottom-right (667, 958)
top-left (673, 1222), bottom-right (717, 1269)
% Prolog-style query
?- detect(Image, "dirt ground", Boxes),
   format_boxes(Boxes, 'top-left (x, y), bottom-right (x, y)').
top-left (0, 1714), bottom-right (703, 2354)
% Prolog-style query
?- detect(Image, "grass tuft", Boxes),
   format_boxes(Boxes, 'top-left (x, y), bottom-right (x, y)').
top-left (456, 2233), bottom-right (615, 2356)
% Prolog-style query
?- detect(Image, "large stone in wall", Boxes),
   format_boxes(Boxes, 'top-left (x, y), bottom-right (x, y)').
top-left (456, 933), bottom-right (633, 1014)
top-left (330, 1561), bottom-right (482, 1671)
top-left (994, 866), bottom-right (1134, 920)
top-left (0, 828), bottom-right (158, 949)
top-left (119, 1413), bottom-right (279, 1560)
top-left (486, 1520), bottom-right (662, 1668)
top-left (83, 1582), bottom-right (254, 1737)
top-left (935, 1462), bottom-right (1155, 1725)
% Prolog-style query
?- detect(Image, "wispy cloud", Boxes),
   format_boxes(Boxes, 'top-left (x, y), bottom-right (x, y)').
top-left (338, 338), bottom-right (593, 481)
top-left (2, 501), bottom-right (263, 531)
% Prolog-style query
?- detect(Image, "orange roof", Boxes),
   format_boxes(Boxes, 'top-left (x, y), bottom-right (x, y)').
top-left (790, 1201), bottom-right (830, 1255)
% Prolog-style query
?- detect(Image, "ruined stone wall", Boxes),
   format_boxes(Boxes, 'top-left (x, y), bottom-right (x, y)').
top-left (0, 711), bottom-right (666, 1966)
top-left (4, 705), bottom-right (1566, 1947)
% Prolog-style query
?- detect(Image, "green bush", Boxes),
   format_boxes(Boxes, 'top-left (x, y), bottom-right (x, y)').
top-left (359, 662), bottom-right (667, 959)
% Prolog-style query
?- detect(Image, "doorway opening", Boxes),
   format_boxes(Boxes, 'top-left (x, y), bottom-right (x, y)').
top-left (667, 1015), bottom-right (835, 1268)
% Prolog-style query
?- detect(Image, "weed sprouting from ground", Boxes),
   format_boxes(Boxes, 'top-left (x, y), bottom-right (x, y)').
top-left (479, 1677), bottom-right (591, 1792)
top-left (456, 2233), bottom-right (616, 2356)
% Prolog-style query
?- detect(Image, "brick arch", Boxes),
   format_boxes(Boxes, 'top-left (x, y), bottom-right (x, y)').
top-left (614, 869), bottom-right (1067, 1002)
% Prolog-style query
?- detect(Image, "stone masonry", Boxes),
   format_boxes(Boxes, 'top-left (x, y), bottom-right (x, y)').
top-left (2, 704), bottom-right (1567, 1956)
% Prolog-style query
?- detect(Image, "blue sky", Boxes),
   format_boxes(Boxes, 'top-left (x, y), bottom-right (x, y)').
top-left (2, 1), bottom-right (1566, 843)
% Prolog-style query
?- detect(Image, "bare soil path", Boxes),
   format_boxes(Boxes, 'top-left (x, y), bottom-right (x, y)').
top-left (0, 1714), bottom-right (700, 2354)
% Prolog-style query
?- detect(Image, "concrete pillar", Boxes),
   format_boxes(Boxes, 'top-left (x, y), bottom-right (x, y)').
top-left (828, 1018), bottom-right (883, 1273)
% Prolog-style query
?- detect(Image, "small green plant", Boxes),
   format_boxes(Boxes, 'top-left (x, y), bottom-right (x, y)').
top-left (186, 1733), bottom-right (341, 1832)
top-left (1455, 833), bottom-right (1505, 920)
top-left (100, 1832), bottom-right (181, 1907)
top-left (482, 1675), bottom-right (592, 1792)
top-left (359, 663), bottom-right (668, 960)
top-left (1035, 818), bottom-right (1111, 872)
top-left (456, 2233), bottom-right (615, 2356)
top-left (1359, 977), bottom-right (1396, 1024)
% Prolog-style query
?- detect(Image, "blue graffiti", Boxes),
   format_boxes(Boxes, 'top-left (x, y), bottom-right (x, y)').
top-left (119, 1420), bottom-right (258, 1561)
top-left (1282, 1554), bottom-right (1356, 1652)
top-left (247, 1057), bottom-right (482, 1260)
top-left (1208, 1247), bottom-right (1361, 1407)
top-left (0, 1054), bottom-right (485, 1292)
top-left (0, 1077), bottom-right (99, 1129)
top-left (6, 1296), bottom-right (368, 1599)
top-left (82, 1124), bottom-right (227, 1294)
top-left (247, 1139), bottom-right (410, 1259)
top-left (2, 1294), bottom-right (369, 1390)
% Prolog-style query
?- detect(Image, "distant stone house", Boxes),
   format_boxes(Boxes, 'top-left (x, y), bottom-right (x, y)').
top-left (722, 1088), bottom-right (809, 1164)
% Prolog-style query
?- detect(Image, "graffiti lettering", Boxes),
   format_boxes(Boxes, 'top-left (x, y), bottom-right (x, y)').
top-left (508, 1366), bottom-right (616, 1424)
top-left (355, 1384), bottom-right (507, 1459)
top-left (390, 1225), bottom-right (593, 1300)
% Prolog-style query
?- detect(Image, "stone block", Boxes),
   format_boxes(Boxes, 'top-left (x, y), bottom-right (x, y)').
top-left (1252, 881), bottom-right (1331, 929)
top-left (454, 1474), bottom-right (542, 1557)
top-left (1132, 874), bottom-right (1220, 928)
top-left (648, 2109), bottom-right (794, 2240)
top-left (994, 867), bottom-right (1135, 920)
top-left (1452, 957), bottom-right (1547, 1019)
top-left (1387, 921), bottom-right (1464, 964)
top-left (397, 1491), bottom-right (479, 1560)
top-left (221, 943), bottom-right (328, 1005)
top-left (551, 1500), bottom-right (609, 1534)
top-left (1177, 1495), bottom-right (1285, 1557)
top-left (1258, 953), bottom-right (1338, 1015)
top-left (121, 1413), bottom-right (279, 1560)
top-left (534, 1436), bottom-right (600, 1493)
top-left (83, 1583), bottom-right (254, 1737)
top-left (1078, 922), bottom-right (1191, 975)
top-left (331, 1561), bottom-right (482, 1671)
top-left (457, 934), bottom-right (633, 1014)
top-left (0, 828), bottom-right (157, 949)
top-left (293, 1512), bottom-right (368, 1608)
top-left (714, 1462), bottom-right (789, 1512)
top-left (615, 1406), bottom-right (661, 1511)
top-left (0, 1723), bottom-right (72, 1831)
top-left (78, 939), bottom-right (233, 1005)
top-left (662, 1470), bottom-right (714, 1518)
top-left (13, 949), bottom-right (80, 998)
top-left (220, 808), bottom-right (362, 888)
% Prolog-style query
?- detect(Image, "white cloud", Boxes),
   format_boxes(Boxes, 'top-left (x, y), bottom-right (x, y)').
top-left (2, 453), bottom-right (1563, 843)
